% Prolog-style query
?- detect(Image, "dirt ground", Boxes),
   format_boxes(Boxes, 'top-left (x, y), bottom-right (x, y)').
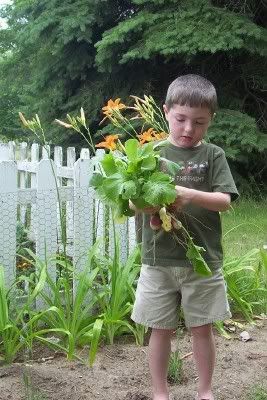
top-left (0, 322), bottom-right (266, 400)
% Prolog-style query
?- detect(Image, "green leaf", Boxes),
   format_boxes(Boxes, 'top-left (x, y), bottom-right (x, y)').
top-left (104, 173), bottom-right (125, 199)
top-left (0, 266), bottom-right (9, 331)
top-left (260, 249), bottom-right (267, 273)
top-left (138, 142), bottom-right (154, 158)
top-left (141, 155), bottom-right (157, 171)
top-left (142, 172), bottom-right (176, 206)
top-left (115, 158), bottom-right (127, 172)
top-left (125, 139), bottom-right (139, 161)
top-left (89, 319), bottom-right (103, 366)
top-left (114, 198), bottom-right (135, 218)
top-left (160, 157), bottom-right (181, 176)
top-left (127, 160), bottom-right (138, 174)
top-left (131, 198), bottom-right (152, 209)
top-left (101, 153), bottom-right (118, 176)
top-left (121, 180), bottom-right (137, 199)
top-left (89, 173), bottom-right (104, 189)
top-left (186, 238), bottom-right (212, 277)
top-left (153, 140), bottom-right (169, 150)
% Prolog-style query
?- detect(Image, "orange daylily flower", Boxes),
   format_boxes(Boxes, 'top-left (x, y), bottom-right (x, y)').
top-left (102, 98), bottom-right (126, 116)
top-left (95, 134), bottom-right (119, 150)
top-left (153, 131), bottom-right (169, 140)
top-left (137, 129), bottom-right (168, 145)
top-left (137, 128), bottom-right (156, 144)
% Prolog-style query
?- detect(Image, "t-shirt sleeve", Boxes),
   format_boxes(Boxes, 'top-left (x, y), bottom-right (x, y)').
top-left (211, 148), bottom-right (239, 201)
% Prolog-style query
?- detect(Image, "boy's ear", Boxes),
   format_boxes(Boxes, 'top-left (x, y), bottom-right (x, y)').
top-left (163, 104), bottom-right (168, 117)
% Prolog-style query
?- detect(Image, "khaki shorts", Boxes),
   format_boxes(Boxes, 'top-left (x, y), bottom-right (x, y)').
top-left (131, 264), bottom-right (231, 329)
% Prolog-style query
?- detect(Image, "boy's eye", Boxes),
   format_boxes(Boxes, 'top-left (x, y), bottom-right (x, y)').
top-left (196, 121), bottom-right (205, 125)
top-left (176, 119), bottom-right (185, 122)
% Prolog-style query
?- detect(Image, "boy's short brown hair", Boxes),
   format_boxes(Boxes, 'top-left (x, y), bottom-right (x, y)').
top-left (165, 74), bottom-right (217, 114)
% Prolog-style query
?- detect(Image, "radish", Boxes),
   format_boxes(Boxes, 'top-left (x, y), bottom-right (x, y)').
top-left (159, 207), bottom-right (172, 232)
top-left (150, 214), bottom-right (162, 230)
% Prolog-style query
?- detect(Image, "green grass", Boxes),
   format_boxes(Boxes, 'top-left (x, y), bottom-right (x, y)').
top-left (247, 385), bottom-right (267, 400)
top-left (220, 198), bottom-right (267, 320)
top-left (167, 329), bottom-right (184, 385)
top-left (222, 198), bottom-right (267, 258)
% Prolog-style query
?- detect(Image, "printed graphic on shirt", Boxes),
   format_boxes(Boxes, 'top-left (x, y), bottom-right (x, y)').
top-left (175, 161), bottom-right (209, 182)
top-left (176, 161), bottom-right (209, 183)
top-left (161, 159), bottom-right (209, 184)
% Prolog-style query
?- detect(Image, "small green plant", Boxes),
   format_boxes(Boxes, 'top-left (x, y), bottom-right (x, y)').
top-left (88, 239), bottom-right (142, 366)
top-left (167, 330), bottom-right (184, 385)
top-left (27, 244), bottom-right (100, 362)
top-left (223, 248), bottom-right (267, 321)
top-left (0, 264), bottom-right (58, 364)
top-left (247, 385), bottom-right (267, 400)
top-left (16, 222), bottom-right (35, 292)
top-left (23, 368), bottom-right (48, 400)
top-left (168, 350), bottom-right (183, 385)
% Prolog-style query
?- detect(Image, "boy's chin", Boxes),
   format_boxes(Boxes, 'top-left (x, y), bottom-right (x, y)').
top-left (169, 136), bottom-right (201, 148)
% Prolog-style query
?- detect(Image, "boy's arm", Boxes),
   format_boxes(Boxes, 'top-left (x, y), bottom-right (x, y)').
top-left (174, 185), bottom-right (231, 212)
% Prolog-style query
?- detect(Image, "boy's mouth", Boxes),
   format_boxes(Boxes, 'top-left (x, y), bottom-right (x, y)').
top-left (181, 136), bottom-right (193, 141)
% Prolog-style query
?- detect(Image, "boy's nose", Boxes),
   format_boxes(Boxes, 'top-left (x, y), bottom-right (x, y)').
top-left (184, 122), bottom-right (194, 133)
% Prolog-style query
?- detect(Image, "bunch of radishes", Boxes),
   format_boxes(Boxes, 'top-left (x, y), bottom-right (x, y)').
top-left (149, 207), bottom-right (182, 232)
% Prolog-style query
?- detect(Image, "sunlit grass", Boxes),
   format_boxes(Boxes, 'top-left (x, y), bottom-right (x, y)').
top-left (222, 198), bottom-right (267, 258)
top-left (221, 198), bottom-right (267, 319)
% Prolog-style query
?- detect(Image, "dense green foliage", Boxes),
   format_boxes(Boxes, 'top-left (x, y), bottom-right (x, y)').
top-left (0, 0), bottom-right (266, 187)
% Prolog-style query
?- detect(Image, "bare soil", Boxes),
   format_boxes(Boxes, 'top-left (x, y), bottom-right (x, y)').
top-left (0, 322), bottom-right (266, 400)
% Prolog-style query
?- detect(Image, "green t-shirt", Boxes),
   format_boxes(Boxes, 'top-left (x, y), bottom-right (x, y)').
top-left (142, 141), bottom-right (239, 269)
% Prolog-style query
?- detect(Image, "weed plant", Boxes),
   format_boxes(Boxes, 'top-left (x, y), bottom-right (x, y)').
top-left (88, 238), bottom-right (142, 365)
top-left (23, 368), bottom-right (48, 400)
top-left (223, 247), bottom-right (267, 321)
top-left (0, 264), bottom-right (58, 364)
top-left (167, 329), bottom-right (184, 385)
top-left (247, 385), bottom-right (267, 400)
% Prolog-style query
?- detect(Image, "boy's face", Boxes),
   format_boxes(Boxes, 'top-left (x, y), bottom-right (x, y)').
top-left (163, 104), bottom-right (212, 148)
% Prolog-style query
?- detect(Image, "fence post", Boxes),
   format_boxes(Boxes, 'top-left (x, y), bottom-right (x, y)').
top-left (73, 158), bottom-right (94, 277)
top-left (29, 143), bottom-right (39, 241)
top-left (54, 146), bottom-right (64, 248)
top-left (94, 149), bottom-right (105, 252)
top-left (42, 145), bottom-right (50, 159)
top-left (128, 217), bottom-right (137, 254)
top-left (19, 142), bottom-right (28, 225)
top-left (66, 147), bottom-right (76, 249)
top-left (109, 214), bottom-right (129, 265)
top-left (0, 160), bottom-right (17, 288)
top-left (0, 143), bottom-right (10, 161)
top-left (8, 141), bottom-right (16, 160)
top-left (35, 159), bottom-right (58, 309)
top-left (80, 148), bottom-right (90, 160)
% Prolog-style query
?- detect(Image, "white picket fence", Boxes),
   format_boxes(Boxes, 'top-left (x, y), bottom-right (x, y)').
top-left (0, 141), bottom-right (136, 293)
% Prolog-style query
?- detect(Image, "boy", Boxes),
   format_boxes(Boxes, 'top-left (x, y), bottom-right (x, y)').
top-left (131, 74), bottom-right (239, 400)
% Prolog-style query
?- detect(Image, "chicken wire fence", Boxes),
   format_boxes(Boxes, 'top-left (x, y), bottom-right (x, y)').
top-left (0, 142), bottom-right (136, 305)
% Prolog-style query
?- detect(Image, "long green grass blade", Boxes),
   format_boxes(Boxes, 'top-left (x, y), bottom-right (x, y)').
top-left (88, 319), bottom-right (103, 366)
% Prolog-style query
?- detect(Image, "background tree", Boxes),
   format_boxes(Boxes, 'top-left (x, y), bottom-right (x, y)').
top-left (0, 0), bottom-right (266, 191)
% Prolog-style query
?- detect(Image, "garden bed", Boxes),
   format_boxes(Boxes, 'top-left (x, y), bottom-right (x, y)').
top-left (0, 323), bottom-right (266, 400)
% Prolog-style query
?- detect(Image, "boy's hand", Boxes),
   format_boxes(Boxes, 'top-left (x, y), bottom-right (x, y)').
top-left (173, 185), bottom-right (193, 209)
